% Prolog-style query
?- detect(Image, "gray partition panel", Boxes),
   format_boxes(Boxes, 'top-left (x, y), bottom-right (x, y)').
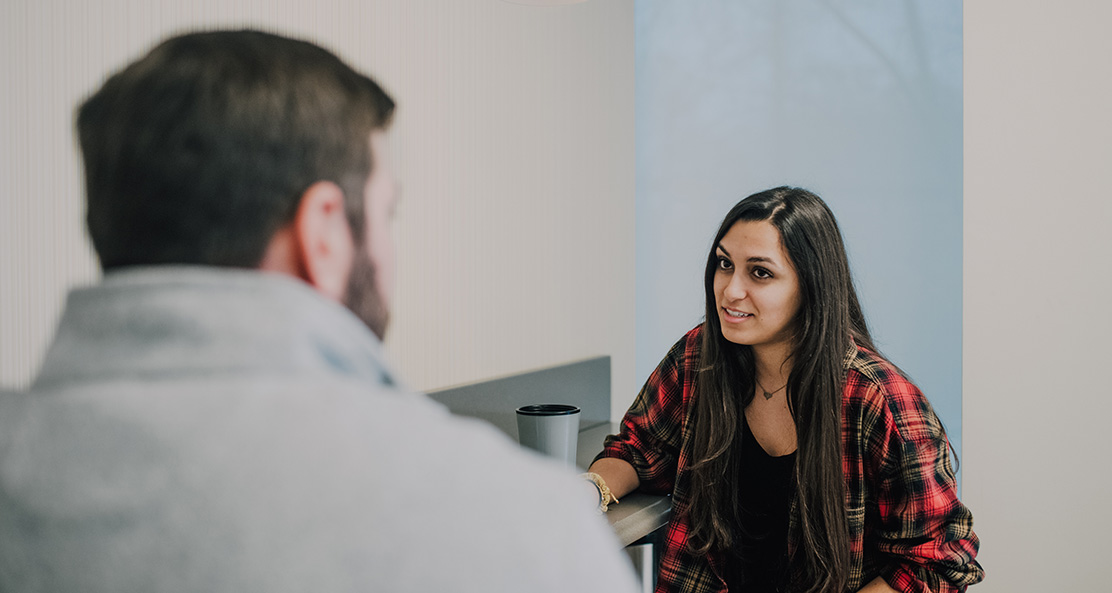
top-left (427, 356), bottom-right (610, 440)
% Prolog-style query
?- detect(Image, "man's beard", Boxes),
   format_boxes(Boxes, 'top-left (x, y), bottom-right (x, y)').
top-left (343, 248), bottom-right (390, 341)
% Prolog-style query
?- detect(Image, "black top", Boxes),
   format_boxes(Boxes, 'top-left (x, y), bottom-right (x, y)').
top-left (723, 420), bottom-right (796, 592)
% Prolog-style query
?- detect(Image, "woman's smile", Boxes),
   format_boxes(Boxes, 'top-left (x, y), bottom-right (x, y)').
top-left (721, 307), bottom-right (753, 322)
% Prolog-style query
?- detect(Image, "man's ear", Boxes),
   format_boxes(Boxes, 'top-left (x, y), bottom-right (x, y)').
top-left (260, 181), bottom-right (354, 302)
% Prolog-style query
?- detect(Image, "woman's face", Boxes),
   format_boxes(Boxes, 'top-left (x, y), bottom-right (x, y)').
top-left (712, 219), bottom-right (802, 354)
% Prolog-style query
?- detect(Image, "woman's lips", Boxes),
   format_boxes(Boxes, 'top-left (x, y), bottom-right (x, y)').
top-left (722, 307), bottom-right (752, 323)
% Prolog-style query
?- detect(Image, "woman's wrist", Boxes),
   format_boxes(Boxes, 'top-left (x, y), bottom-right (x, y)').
top-left (580, 472), bottom-right (619, 513)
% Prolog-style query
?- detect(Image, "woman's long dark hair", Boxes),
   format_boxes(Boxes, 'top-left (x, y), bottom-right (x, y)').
top-left (685, 187), bottom-right (875, 593)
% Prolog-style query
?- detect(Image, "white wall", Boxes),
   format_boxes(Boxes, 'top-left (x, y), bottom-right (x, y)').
top-left (964, 1), bottom-right (1112, 590)
top-left (0, 0), bottom-right (638, 412)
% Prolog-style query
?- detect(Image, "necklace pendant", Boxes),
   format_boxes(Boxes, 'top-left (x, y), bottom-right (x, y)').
top-left (763, 390), bottom-right (774, 400)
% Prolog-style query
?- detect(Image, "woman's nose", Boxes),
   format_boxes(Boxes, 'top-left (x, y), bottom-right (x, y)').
top-left (724, 273), bottom-right (747, 300)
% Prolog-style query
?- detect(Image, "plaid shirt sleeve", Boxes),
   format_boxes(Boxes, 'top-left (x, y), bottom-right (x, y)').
top-left (850, 357), bottom-right (984, 593)
top-left (595, 330), bottom-right (697, 495)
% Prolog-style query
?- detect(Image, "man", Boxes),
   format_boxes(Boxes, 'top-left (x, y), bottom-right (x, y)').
top-left (0, 30), bottom-right (638, 592)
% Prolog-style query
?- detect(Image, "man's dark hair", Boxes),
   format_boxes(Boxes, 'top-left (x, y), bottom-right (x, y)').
top-left (77, 29), bottom-right (395, 270)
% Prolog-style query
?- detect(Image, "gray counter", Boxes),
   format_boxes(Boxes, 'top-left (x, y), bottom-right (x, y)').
top-left (427, 359), bottom-right (672, 547)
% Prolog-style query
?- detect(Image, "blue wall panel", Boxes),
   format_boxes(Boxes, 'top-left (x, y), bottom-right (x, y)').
top-left (635, 0), bottom-right (964, 472)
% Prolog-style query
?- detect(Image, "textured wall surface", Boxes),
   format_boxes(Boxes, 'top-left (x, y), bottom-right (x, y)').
top-left (0, 0), bottom-right (637, 414)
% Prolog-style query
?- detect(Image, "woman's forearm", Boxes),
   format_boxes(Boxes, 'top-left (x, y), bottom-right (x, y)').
top-left (586, 457), bottom-right (640, 501)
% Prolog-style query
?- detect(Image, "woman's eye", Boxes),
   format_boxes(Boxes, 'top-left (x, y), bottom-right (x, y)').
top-left (717, 257), bottom-right (733, 271)
top-left (752, 267), bottom-right (772, 279)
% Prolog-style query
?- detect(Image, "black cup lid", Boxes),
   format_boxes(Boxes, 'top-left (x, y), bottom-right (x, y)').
top-left (515, 404), bottom-right (580, 416)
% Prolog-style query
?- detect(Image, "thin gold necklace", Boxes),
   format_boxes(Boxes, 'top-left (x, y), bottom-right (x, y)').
top-left (755, 377), bottom-right (787, 400)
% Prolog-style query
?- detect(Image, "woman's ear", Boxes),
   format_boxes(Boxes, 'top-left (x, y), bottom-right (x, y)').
top-left (282, 181), bottom-right (355, 301)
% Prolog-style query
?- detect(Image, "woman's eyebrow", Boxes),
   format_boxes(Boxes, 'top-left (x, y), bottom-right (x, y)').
top-left (718, 245), bottom-right (779, 266)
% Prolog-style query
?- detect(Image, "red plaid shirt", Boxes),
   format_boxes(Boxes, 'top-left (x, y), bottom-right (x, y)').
top-left (598, 326), bottom-right (983, 593)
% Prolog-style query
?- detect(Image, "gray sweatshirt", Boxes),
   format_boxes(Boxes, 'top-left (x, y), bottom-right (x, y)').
top-left (0, 267), bottom-right (638, 593)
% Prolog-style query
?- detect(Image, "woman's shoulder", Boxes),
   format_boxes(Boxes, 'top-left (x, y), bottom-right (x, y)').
top-left (843, 345), bottom-right (944, 443)
top-left (683, 324), bottom-right (703, 342)
top-left (843, 344), bottom-right (910, 391)
top-left (660, 324), bottom-right (705, 363)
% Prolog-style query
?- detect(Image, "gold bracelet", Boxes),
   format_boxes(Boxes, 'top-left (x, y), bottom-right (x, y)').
top-left (580, 472), bottom-right (619, 513)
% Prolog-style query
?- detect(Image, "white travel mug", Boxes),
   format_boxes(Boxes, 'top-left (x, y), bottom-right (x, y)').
top-left (515, 404), bottom-right (580, 467)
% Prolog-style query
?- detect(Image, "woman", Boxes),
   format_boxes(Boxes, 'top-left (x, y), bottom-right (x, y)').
top-left (586, 187), bottom-right (983, 593)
